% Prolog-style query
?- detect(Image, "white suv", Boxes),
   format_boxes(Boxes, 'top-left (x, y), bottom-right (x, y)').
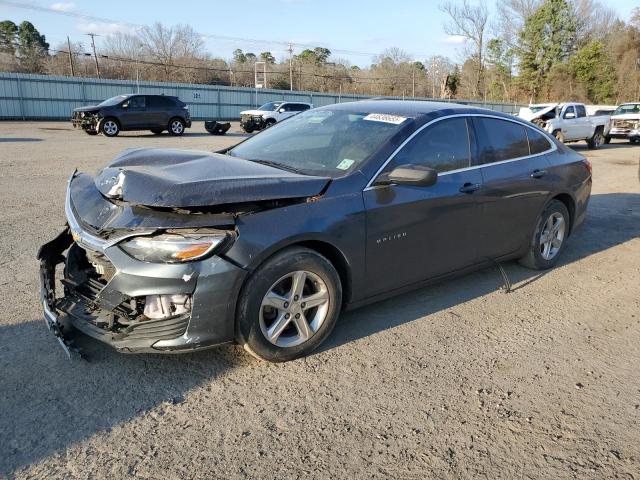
top-left (240, 101), bottom-right (313, 133)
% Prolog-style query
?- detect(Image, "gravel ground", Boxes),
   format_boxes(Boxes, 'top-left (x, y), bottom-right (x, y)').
top-left (0, 122), bottom-right (639, 479)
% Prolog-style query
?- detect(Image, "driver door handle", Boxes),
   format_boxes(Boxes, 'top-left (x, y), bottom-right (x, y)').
top-left (531, 169), bottom-right (547, 178)
top-left (459, 182), bottom-right (481, 194)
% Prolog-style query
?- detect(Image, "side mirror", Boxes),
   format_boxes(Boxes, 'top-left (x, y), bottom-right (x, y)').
top-left (564, 111), bottom-right (575, 119)
top-left (121, 102), bottom-right (129, 109)
top-left (378, 164), bottom-right (438, 187)
top-left (278, 108), bottom-right (286, 113)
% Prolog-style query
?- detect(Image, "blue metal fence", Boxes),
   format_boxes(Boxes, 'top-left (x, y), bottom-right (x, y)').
top-left (0, 72), bottom-right (524, 120)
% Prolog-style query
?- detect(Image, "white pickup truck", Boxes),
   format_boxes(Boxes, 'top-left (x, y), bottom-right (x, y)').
top-left (607, 103), bottom-right (640, 144)
top-left (518, 102), bottom-right (610, 149)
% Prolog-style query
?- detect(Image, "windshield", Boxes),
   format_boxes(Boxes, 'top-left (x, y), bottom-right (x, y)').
top-left (613, 104), bottom-right (640, 116)
top-left (228, 109), bottom-right (410, 177)
top-left (257, 102), bottom-right (283, 111)
top-left (97, 95), bottom-right (128, 107)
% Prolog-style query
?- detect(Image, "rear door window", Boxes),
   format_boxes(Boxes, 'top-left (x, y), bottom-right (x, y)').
top-left (386, 117), bottom-right (471, 173)
top-left (576, 105), bottom-right (587, 118)
top-left (472, 117), bottom-right (530, 164)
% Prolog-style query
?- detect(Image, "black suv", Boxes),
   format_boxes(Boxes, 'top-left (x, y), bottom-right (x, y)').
top-left (71, 94), bottom-right (191, 137)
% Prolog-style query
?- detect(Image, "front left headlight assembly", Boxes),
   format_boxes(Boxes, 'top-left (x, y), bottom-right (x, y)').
top-left (119, 232), bottom-right (233, 263)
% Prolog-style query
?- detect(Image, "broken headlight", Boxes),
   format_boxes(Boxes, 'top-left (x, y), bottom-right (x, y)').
top-left (119, 232), bottom-right (232, 263)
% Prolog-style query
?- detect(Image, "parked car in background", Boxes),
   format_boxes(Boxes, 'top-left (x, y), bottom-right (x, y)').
top-left (71, 94), bottom-right (191, 137)
top-left (518, 102), bottom-right (609, 149)
top-left (40, 101), bottom-right (591, 362)
top-left (240, 101), bottom-right (312, 133)
top-left (607, 103), bottom-right (640, 144)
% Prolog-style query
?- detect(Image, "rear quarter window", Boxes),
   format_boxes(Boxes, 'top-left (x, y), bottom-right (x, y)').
top-left (473, 117), bottom-right (530, 164)
top-left (526, 128), bottom-right (553, 155)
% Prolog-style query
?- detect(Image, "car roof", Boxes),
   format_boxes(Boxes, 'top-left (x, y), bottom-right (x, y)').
top-left (318, 99), bottom-right (517, 121)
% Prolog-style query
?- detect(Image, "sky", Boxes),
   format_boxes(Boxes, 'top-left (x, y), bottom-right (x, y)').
top-left (1, 0), bottom-right (638, 66)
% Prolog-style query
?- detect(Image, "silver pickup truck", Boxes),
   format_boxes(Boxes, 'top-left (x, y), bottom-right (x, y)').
top-left (607, 103), bottom-right (640, 143)
top-left (519, 102), bottom-right (610, 149)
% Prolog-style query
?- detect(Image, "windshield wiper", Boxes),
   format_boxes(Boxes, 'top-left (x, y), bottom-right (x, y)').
top-left (248, 159), bottom-right (307, 175)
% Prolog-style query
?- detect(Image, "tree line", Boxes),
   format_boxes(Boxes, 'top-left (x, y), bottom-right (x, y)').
top-left (1, 0), bottom-right (639, 104)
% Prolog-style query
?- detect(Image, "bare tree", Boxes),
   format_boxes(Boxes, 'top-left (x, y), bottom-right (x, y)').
top-left (572, 0), bottom-right (618, 44)
top-left (440, 0), bottom-right (489, 98)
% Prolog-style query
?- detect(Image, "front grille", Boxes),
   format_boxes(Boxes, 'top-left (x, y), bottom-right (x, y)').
top-left (613, 119), bottom-right (637, 129)
top-left (122, 315), bottom-right (189, 341)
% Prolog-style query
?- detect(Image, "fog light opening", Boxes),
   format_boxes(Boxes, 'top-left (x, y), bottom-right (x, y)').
top-left (143, 294), bottom-right (192, 320)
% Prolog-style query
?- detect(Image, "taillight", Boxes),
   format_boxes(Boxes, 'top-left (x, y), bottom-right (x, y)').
top-left (583, 159), bottom-right (592, 175)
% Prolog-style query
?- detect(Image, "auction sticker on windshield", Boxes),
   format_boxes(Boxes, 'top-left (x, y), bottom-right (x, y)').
top-left (363, 113), bottom-right (408, 124)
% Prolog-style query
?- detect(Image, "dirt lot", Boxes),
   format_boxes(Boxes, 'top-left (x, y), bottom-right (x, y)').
top-left (0, 121), bottom-right (639, 479)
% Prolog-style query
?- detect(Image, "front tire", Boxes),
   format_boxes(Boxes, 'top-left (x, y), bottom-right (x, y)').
top-left (552, 130), bottom-right (564, 143)
top-left (604, 135), bottom-right (611, 144)
top-left (150, 128), bottom-right (164, 135)
top-left (84, 128), bottom-right (98, 136)
top-left (236, 247), bottom-right (342, 362)
top-left (101, 118), bottom-right (120, 137)
top-left (587, 129), bottom-right (603, 149)
top-left (264, 118), bottom-right (277, 128)
top-left (168, 118), bottom-right (185, 136)
top-left (519, 200), bottom-right (570, 270)
top-left (242, 125), bottom-right (255, 134)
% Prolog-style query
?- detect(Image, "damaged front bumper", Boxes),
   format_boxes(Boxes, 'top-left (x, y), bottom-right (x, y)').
top-left (71, 113), bottom-right (99, 131)
top-left (37, 177), bottom-right (248, 356)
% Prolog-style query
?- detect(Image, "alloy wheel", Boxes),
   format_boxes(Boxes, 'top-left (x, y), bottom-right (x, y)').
top-left (259, 270), bottom-right (330, 348)
top-left (539, 212), bottom-right (565, 260)
top-left (103, 120), bottom-right (118, 136)
top-left (171, 120), bottom-right (184, 134)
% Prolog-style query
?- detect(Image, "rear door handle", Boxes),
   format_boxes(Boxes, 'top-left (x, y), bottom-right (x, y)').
top-left (459, 182), bottom-right (481, 194)
top-left (531, 169), bottom-right (547, 178)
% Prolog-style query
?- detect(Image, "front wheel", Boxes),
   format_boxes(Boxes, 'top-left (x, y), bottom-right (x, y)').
top-left (519, 200), bottom-right (570, 270)
top-left (630, 138), bottom-right (638, 144)
top-left (242, 125), bottom-right (255, 134)
top-left (552, 130), bottom-right (564, 143)
top-left (150, 128), bottom-right (164, 135)
top-left (604, 135), bottom-right (611, 144)
top-left (236, 247), bottom-right (342, 362)
top-left (587, 130), bottom-right (603, 149)
top-left (168, 118), bottom-right (185, 136)
top-left (84, 128), bottom-right (98, 136)
top-left (264, 118), bottom-right (277, 128)
top-left (101, 118), bottom-right (120, 137)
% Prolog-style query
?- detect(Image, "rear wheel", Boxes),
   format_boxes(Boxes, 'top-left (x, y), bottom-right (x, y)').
top-left (168, 118), bottom-right (185, 136)
top-left (519, 200), bottom-right (570, 270)
top-left (101, 118), bottom-right (120, 137)
top-left (236, 247), bottom-right (342, 362)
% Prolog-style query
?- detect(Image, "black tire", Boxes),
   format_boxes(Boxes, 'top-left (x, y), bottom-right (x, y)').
top-left (519, 199), bottom-right (570, 270)
top-left (84, 129), bottom-right (98, 136)
top-left (604, 135), bottom-right (611, 144)
top-left (552, 130), bottom-right (564, 143)
top-left (264, 118), bottom-right (277, 128)
top-left (150, 128), bottom-right (164, 135)
top-left (100, 118), bottom-right (120, 137)
top-left (236, 247), bottom-right (342, 362)
top-left (242, 126), bottom-right (255, 134)
top-left (630, 138), bottom-right (638, 144)
top-left (168, 117), bottom-right (185, 136)
top-left (587, 129), bottom-right (604, 149)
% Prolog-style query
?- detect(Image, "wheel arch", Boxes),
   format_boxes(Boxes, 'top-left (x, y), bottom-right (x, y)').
top-left (551, 192), bottom-right (576, 235)
top-left (235, 236), bottom-right (353, 310)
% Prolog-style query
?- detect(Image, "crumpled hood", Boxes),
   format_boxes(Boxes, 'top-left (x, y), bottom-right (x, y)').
top-left (73, 105), bottom-right (101, 113)
top-left (240, 109), bottom-right (268, 116)
top-left (94, 148), bottom-right (330, 208)
top-left (518, 104), bottom-right (557, 122)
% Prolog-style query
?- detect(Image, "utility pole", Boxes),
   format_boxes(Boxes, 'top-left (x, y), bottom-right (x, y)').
top-left (87, 33), bottom-right (101, 79)
top-left (66, 36), bottom-right (75, 76)
top-left (412, 67), bottom-right (415, 98)
top-left (287, 43), bottom-right (294, 91)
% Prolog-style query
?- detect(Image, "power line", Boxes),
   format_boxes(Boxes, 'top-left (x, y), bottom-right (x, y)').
top-left (0, 0), bottom-right (437, 60)
top-left (48, 47), bottom-right (427, 86)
